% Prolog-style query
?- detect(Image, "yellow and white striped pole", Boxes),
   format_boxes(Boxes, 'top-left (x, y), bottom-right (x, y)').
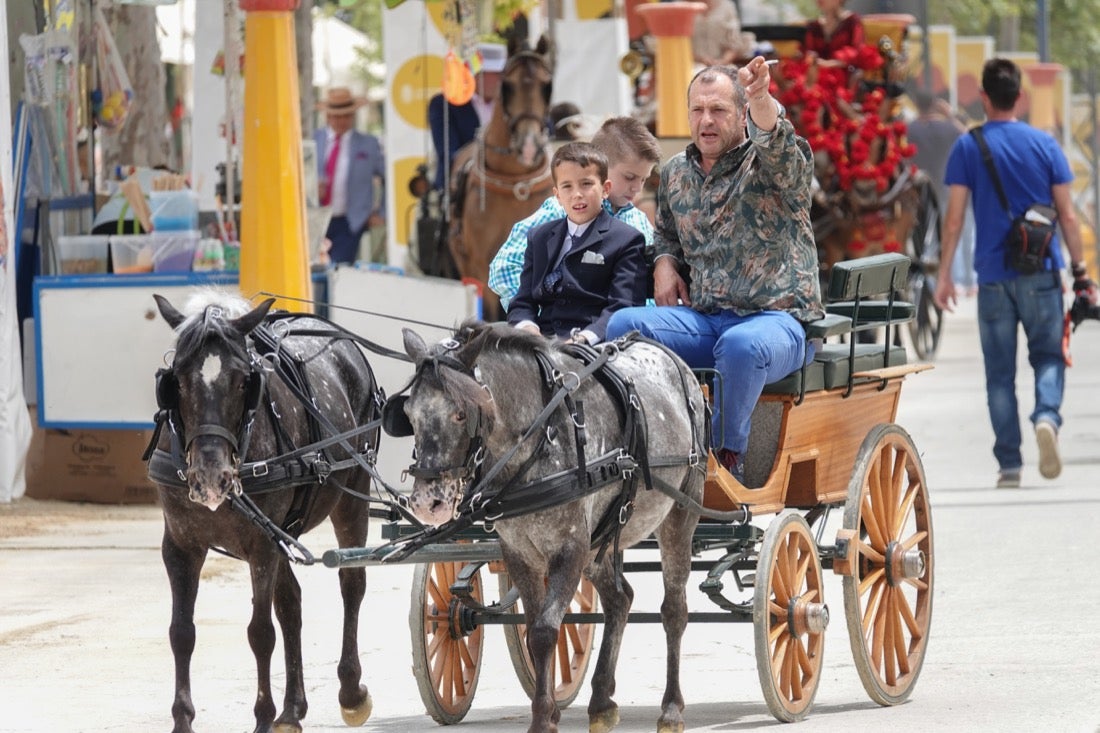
top-left (238, 0), bottom-right (310, 312)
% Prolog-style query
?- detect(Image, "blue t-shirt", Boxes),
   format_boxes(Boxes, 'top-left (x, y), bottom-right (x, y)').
top-left (944, 120), bottom-right (1072, 283)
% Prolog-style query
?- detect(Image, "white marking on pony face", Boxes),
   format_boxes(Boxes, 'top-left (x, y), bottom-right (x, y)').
top-left (200, 354), bottom-right (223, 389)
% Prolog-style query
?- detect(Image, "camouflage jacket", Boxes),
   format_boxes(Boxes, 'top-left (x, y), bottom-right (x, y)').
top-left (655, 115), bottom-right (824, 322)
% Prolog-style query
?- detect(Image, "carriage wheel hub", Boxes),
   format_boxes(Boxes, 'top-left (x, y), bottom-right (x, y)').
top-left (885, 541), bottom-right (926, 585)
top-left (789, 599), bottom-right (830, 636)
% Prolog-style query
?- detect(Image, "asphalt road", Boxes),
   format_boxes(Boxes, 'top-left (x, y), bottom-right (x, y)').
top-left (2, 295), bottom-right (1099, 733)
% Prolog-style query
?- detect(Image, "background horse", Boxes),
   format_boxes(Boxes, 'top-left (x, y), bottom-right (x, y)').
top-left (448, 37), bottom-right (554, 322)
top-left (149, 293), bottom-right (380, 733)
top-left (397, 322), bottom-right (705, 733)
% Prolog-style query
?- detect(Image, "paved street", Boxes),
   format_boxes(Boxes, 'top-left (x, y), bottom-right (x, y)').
top-left (2, 295), bottom-right (1099, 733)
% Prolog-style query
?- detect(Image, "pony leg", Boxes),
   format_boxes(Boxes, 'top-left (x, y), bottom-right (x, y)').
top-left (162, 534), bottom-right (205, 733)
top-left (331, 497), bottom-right (372, 725)
top-left (271, 561), bottom-right (308, 733)
top-left (586, 556), bottom-right (634, 733)
top-left (245, 556), bottom-right (280, 733)
top-left (653, 502), bottom-right (701, 733)
top-left (502, 546), bottom-right (583, 733)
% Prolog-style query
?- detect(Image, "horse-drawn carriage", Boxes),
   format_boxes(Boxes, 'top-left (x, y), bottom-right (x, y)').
top-left (147, 251), bottom-right (933, 731)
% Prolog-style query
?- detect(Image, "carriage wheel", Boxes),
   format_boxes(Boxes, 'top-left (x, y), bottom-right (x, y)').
top-left (837, 424), bottom-right (934, 706)
top-left (905, 179), bottom-right (944, 360)
top-left (409, 562), bottom-right (485, 724)
top-left (499, 572), bottom-right (598, 708)
top-left (753, 511), bottom-right (828, 723)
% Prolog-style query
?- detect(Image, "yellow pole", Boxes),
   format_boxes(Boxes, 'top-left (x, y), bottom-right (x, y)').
top-left (636, 2), bottom-right (706, 139)
top-left (238, 0), bottom-right (310, 312)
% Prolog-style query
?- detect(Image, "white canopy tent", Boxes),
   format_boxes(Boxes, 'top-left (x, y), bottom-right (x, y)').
top-left (0, 3), bottom-right (33, 503)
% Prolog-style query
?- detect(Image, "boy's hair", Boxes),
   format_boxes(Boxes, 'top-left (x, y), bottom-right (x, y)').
top-left (981, 58), bottom-right (1021, 111)
top-left (591, 116), bottom-right (661, 167)
top-left (551, 142), bottom-right (609, 183)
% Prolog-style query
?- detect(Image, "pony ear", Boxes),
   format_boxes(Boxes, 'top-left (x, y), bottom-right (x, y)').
top-left (534, 33), bottom-right (555, 70)
top-left (403, 328), bottom-right (430, 363)
top-left (230, 297), bottom-right (275, 336)
top-left (154, 294), bottom-right (186, 330)
top-left (455, 325), bottom-right (491, 370)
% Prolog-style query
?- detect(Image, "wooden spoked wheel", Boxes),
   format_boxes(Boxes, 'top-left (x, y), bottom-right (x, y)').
top-left (499, 572), bottom-right (598, 707)
top-left (409, 562), bottom-right (485, 724)
top-left (753, 511), bottom-right (828, 723)
top-left (839, 424), bottom-right (934, 706)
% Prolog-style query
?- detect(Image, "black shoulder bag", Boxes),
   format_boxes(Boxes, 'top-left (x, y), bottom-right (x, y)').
top-left (970, 127), bottom-right (1058, 274)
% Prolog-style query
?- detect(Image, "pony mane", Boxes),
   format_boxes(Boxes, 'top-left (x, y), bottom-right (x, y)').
top-left (172, 292), bottom-right (256, 371)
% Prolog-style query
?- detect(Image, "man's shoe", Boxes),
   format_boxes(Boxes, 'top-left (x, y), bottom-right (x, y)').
top-left (1036, 420), bottom-right (1062, 479)
top-left (996, 469), bottom-right (1021, 489)
top-left (716, 448), bottom-right (745, 484)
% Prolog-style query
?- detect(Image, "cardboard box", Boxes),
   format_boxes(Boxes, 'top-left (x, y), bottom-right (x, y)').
top-left (25, 411), bottom-right (158, 504)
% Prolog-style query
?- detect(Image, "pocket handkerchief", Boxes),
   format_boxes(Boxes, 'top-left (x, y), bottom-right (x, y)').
top-left (581, 250), bottom-right (605, 265)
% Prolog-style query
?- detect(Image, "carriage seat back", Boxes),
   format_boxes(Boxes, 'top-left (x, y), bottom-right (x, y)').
top-left (763, 253), bottom-right (913, 396)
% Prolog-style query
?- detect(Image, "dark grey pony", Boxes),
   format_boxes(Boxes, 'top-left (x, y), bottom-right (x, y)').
top-left (399, 321), bottom-right (706, 733)
top-left (151, 292), bottom-right (379, 733)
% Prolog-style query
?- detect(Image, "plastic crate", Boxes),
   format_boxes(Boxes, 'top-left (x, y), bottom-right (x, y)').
top-left (57, 235), bottom-right (109, 274)
top-left (152, 230), bottom-right (201, 272)
top-left (110, 234), bottom-right (156, 274)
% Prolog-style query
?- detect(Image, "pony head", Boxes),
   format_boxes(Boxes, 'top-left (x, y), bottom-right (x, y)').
top-left (399, 324), bottom-right (497, 526)
top-left (155, 293), bottom-right (274, 510)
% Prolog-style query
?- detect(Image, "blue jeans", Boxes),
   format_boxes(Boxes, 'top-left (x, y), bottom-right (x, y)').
top-left (607, 307), bottom-right (811, 454)
top-left (977, 271), bottom-right (1065, 471)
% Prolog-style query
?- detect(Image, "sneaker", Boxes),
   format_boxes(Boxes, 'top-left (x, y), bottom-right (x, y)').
top-left (716, 448), bottom-right (745, 484)
top-left (1035, 420), bottom-right (1062, 479)
top-left (996, 469), bottom-right (1021, 489)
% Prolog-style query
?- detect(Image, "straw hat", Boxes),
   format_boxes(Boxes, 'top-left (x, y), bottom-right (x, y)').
top-left (317, 87), bottom-right (367, 115)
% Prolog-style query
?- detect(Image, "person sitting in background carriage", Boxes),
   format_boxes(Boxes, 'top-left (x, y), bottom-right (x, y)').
top-left (804, 0), bottom-right (864, 62)
top-left (427, 42), bottom-right (507, 191)
top-left (489, 116), bottom-right (661, 311)
top-left (508, 142), bottom-right (649, 345)
top-left (606, 61), bottom-right (824, 482)
top-left (692, 0), bottom-right (754, 68)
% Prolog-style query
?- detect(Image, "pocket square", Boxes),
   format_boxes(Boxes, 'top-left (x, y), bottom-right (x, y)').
top-left (581, 251), bottom-right (605, 265)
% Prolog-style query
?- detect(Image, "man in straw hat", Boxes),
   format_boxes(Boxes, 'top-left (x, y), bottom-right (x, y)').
top-left (428, 42), bottom-right (507, 191)
top-left (313, 86), bottom-right (386, 264)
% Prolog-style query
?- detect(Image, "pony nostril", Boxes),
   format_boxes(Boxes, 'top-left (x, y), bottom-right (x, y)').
top-left (219, 470), bottom-right (235, 492)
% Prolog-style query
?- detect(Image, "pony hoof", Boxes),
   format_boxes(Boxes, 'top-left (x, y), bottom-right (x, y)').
top-left (657, 721), bottom-right (685, 733)
top-left (341, 690), bottom-right (373, 726)
top-left (589, 707), bottom-right (620, 733)
top-left (272, 723), bottom-right (302, 733)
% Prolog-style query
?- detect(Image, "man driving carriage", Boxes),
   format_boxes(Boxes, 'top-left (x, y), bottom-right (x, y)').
top-left (607, 58), bottom-right (824, 483)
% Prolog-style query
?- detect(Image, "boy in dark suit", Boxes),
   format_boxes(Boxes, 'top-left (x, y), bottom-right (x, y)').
top-left (508, 142), bottom-right (648, 344)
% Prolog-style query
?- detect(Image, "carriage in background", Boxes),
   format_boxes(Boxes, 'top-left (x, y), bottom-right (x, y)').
top-left (747, 14), bottom-right (946, 360)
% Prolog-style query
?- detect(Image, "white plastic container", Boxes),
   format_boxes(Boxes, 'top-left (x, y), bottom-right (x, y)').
top-left (152, 230), bottom-right (201, 272)
top-left (110, 234), bottom-right (156, 274)
top-left (56, 235), bottom-right (109, 274)
top-left (150, 190), bottom-right (199, 231)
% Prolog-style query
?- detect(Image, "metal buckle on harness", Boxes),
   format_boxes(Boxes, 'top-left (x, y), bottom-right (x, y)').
top-left (555, 370), bottom-right (581, 392)
top-left (251, 462), bottom-right (270, 478)
top-left (686, 450), bottom-right (701, 468)
top-left (313, 457), bottom-right (332, 483)
top-left (619, 500), bottom-right (634, 524)
top-left (616, 450), bottom-right (637, 477)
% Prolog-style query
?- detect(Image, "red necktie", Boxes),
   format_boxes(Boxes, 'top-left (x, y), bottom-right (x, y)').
top-left (321, 133), bottom-right (342, 206)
